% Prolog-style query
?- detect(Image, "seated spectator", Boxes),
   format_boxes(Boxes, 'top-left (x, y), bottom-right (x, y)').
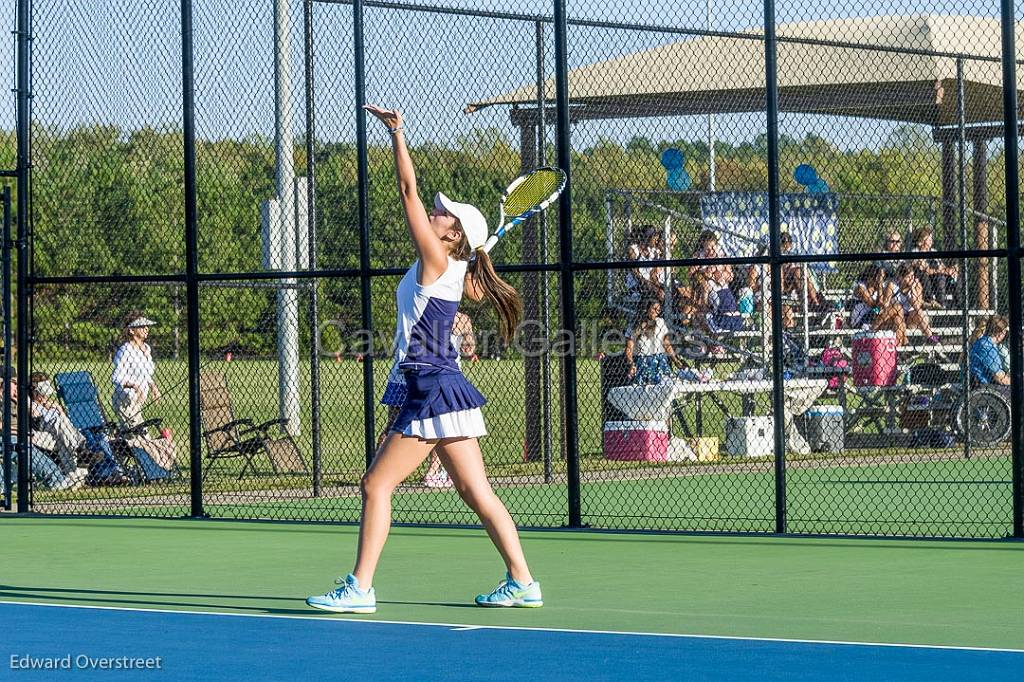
top-left (691, 229), bottom-right (732, 290)
top-left (909, 227), bottom-right (959, 308)
top-left (679, 230), bottom-right (732, 320)
top-left (780, 231), bottom-right (829, 313)
top-left (704, 268), bottom-right (746, 334)
top-left (5, 376), bottom-right (83, 491)
top-left (625, 299), bottom-right (681, 385)
top-left (892, 264), bottom-right (940, 344)
top-left (625, 226), bottom-right (665, 303)
top-left (743, 265), bottom-right (796, 330)
top-left (968, 314), bottom-right (1010, 386)
top-left (676, 269), bottom-right (707, 323)
top-left (875, 230), bottom-right (905, 278)
top-left (28, 372), bottom-right (92, 475)
top-left (849, 264), bottom-right (907, 346)
top-left (651, 230), bottom-right (688, 312)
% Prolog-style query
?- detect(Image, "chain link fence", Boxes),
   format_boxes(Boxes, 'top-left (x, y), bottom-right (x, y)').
top-left (3, 0), bottom-right (1022, 538)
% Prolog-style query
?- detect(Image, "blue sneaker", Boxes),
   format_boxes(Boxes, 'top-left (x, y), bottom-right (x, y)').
top-left (475, 572), bottom-right (543, 608)
top-left (306, 574), bottom-right (377, 614)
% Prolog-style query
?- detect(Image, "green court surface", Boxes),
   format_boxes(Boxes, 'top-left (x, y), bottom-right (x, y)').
top-left (2, 517), bottom-right (1021, 650)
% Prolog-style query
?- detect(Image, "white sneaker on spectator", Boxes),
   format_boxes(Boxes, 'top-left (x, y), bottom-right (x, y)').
top-left (423, 471), bottom-right (453, 488)
top-left (53, 476), bottom-right (84, 492)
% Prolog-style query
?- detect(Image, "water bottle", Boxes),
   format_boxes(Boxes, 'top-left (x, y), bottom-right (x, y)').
top-left (738, 287), bottom-right (754, 315)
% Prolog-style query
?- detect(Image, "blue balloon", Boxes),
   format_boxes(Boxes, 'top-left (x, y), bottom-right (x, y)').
top-left (794, 163), bottom-right (818, 186)
top-left (808, 178), bottom-right (830, 194)
top-left (667, 168), bottom-right (691, 191)
top-left (660, 147), bottom-right (685, 170)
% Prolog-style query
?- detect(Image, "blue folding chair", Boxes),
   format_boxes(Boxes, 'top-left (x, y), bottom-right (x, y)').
top-left (54, 371), bottom-right (172, 485)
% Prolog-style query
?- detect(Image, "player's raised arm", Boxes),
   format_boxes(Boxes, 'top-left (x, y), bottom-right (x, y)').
top-left (363, 104), bottom-right (447, 278)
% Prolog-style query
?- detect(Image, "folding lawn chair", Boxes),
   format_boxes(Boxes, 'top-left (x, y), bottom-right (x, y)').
top-left (55, 370), bottom-right (176, 484)
top-left (198, 371), bottom-right (307, 479)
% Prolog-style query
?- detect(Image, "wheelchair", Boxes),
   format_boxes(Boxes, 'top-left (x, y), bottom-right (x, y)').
top-left (949, 385), bottom-right (1012, 446)
top-left (897, 361), bottom-right (1011, 448)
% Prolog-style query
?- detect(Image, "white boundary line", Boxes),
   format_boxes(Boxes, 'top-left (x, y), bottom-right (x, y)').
top-left (1, 600), bottom-right (1022, 655)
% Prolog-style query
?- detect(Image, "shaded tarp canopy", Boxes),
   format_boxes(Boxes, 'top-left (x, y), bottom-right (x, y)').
top-left (466, 14), bottom-right (1023, 126)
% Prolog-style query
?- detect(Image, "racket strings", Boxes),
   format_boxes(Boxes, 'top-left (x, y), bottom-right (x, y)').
top-left (503, 171), bottom-right (562, 217)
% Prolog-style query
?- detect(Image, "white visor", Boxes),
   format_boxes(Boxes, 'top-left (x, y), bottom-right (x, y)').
top-left (434, 192), bottom-right (487, 250)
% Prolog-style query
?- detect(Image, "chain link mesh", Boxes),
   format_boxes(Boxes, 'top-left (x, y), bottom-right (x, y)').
top-left (8, 0), bottom-right (1022, 537)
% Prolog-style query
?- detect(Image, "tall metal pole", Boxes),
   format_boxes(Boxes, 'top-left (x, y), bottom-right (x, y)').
top-left (353, 0), bottom-right (376, 469)
top-left (274, 0), bottom-right (302, 437)
top-left (552, 0), bottom-right (581, 527)
top-left (14, 0), bottom-right (30, 513)
top-left (519, 123), bottom-right (541, 463)
top-left (2, 187), bottom-right (12, 510)
top-left (706, 0), bottom-right (716, 190)
top-left (1000, 0), bottom-right (1023, 538)
top-left (181, 0), bottom-right (204, 517)
top-left (956, 59), bottom-right (971, 461)
top-left (764, 0), bottom-right (787, 533)
top-left (536, 20), bottom-right (553, 484)
top-left (303, 0), bottom-right (322, 496)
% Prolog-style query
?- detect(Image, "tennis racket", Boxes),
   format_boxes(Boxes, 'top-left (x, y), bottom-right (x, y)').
top-left (482, 166), bottom-right (567, 254)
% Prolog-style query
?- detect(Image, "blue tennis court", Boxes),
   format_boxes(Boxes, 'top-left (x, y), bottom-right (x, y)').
top-left (4, 601), bottom-right (1022, 681)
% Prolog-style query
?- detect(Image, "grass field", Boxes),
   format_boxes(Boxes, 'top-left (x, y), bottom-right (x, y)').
top-left (18, 357), bottom-right (1017, 538)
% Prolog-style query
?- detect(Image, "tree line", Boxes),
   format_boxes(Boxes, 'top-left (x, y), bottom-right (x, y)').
top-left (11, 123), bottom-right (1010, 359)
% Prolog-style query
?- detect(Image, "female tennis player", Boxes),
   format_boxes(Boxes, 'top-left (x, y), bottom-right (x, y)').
top-left (306, 104), bottom-right (542, 614)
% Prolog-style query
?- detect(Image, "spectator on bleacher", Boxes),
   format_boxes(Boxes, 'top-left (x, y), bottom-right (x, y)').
top-left (678, 229), bottom-right (731, 321)
top-left (625, 299), bottom-right (680, 384)
top-left (27, 372), bottom-right (92, 476)
top-left (112, 311), bottom-right (161, 429)
top-left (893, 264), bottom-right (940, 344)
top-left (780, 231), bottom-right (829, 312)
top-left (652, 230), bottom-right (688, 312)
top-left (692, 229), bottom-right (732, 287)
top-left (849, 264), bottom-right (907, 346)
top-left (909, 227), bottom-right (959, 308)
top-left (968, 314), bottom-right (1010, 386)
top-left (704, 268), bottom-right (746, 334)
top-left (875, 230), bottom-right (905, 278)
top-left (5, 376), bottom-right (83, 491)
top-left (625, 226), bottom-right (665, 303)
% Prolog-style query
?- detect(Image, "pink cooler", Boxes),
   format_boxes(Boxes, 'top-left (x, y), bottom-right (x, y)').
top-left (603, 421), bottom-right (669, 461)
top-left (852, 330), bottom-right (898, 386)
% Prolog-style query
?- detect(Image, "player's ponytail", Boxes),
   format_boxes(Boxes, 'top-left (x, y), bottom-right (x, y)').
top-left (469, 248), bottom-right (522, 343)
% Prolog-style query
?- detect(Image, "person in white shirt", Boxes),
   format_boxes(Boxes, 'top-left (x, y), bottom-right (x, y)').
top-left (624, 299), bottom-right (681, 384)
top-left (111, 312), bottom-right (161, 429)
top-left (625, 226), bottom-right (665, 303)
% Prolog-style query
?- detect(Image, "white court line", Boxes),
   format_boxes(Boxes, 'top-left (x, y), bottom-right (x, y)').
top-left (1, 599), bottom-right (1022, 655)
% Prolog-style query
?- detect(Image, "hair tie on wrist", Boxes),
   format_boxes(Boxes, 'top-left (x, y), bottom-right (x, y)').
top-left (389, 126), bottom-right (404, 135)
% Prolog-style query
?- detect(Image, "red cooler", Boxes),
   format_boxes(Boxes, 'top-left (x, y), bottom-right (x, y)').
top-left (603, 421), bottom-right (669, 461)
top-left (852, 330), bottom-right (898, 386)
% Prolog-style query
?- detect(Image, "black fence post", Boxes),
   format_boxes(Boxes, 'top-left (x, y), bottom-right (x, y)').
top-left (353, 0), bottom-right (376, 470)
top-left (14, 0), bottom-right (31, 513)
top-left (1000, 0), bottom-right (1023, 538)
top-left (303, 0), bottom-right (323, 497)
top-left (763, 0), bottom-right (787, 534)
top-left (552, 0), bottom-right (581, 528)
top-left (181, 0), bottom-right (204, 517)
